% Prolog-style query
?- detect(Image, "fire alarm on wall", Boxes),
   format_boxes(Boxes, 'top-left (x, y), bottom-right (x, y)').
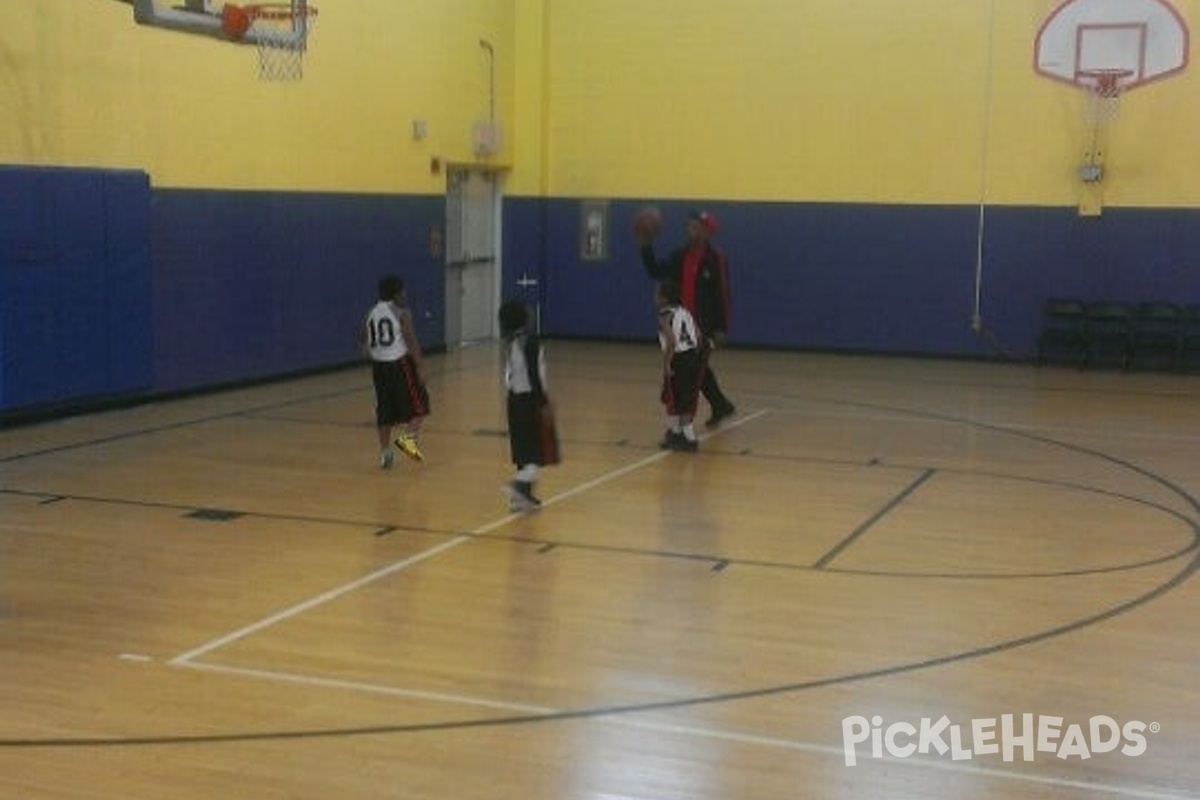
top-left (472, 121), bottom-right (500, 156)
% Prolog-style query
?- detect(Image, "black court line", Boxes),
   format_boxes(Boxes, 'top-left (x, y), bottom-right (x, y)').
top-left (812, 468), bottom-right (936, 569)
top-left (0, 487), bottom-right (464, 540)
top-left (2, 361), bottom-right (1199, 750)
top-left (0, 385), bottom-right (370, 465)
top-left (0, 357), bottom-right (503, 465)
top-left (1, 460), bottom-right (1195, 581)
top-left (818, 393), bottom-right (1200, 515)
top-left (1, 545), bottom-right (1194, 750)
top-left (185, 509), bottom-right (244, 522)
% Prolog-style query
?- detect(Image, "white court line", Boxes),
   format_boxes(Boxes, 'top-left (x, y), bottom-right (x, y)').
top-left (160, 403), bottom-right (1191, 800)
top-left (176, 660), bottom-right (555, 715)
top-left (168, 659), bottom-right (1192, 800)
top-left (169, 534), bottom-right (470, 665)
top-left (540, 408), bottom-right (771, 510)
top-left (169, 408), bottom-right (771, 665)
top-left (616, 718), bottom-right (1195, 800)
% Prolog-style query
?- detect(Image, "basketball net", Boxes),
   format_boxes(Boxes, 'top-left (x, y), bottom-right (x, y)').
top-left (1076, 69), bottom-right (1131, 213)
top-left (246, 4), bottom-right (317, 82)
top-left (1082, 70), bottom-right (1129, 127)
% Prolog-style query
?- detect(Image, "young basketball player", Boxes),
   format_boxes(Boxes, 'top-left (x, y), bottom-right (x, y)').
top-left (498, 299), bottom-right (557, 510)
top-left (638, 210), bottom-right (735, 428)
top-left (360, 275), bottom-right (429, 468)
top-left (656, 281), bottom-right (702, 452)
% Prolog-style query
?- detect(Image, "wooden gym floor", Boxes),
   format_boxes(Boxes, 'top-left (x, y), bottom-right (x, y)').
top-left (1, 341), bottom-right (1197, 799)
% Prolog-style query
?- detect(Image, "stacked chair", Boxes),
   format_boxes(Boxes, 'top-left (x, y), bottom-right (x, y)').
top-left (1128, 302), bottom-right (1181, 371)
top-left (1036, 298), bottom-right (1089, 367)
top-left (1036, 298), bottom-right (1200, 372)
top-left (1084, 301), bottom-right (1134, 369)
top-left (1181, 304), bottom-right (1200, 372)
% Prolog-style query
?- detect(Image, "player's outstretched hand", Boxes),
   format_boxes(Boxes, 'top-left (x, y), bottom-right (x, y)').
top-left (633, 205), bottom-right (662, 244)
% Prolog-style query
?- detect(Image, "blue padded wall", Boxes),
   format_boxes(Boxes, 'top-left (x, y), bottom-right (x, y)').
top-left (980, 206), bottom-right (1200, 355)
top-left (151, 190), bottom-right (444, 393)
top-left (507, 197), bottom-right (1200, 359)
top-left (0, 166), bottom-right (153, 411)
top-left (507, 198), bottom-right (986, 355)
top-left (8, 179), bottom-right (1197, 418)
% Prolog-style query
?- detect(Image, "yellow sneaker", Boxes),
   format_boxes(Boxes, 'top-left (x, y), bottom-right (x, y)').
top-left (395, 434), bottom-right (424, 462)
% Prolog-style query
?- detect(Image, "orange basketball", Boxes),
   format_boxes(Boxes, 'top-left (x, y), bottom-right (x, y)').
top-left (633, 205), bottom-right (663, 240)
top-left (221, 4), bottom-right (253, 39)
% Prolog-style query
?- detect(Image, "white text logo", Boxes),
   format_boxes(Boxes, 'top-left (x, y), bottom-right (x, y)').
top-left (841, 714), bottom-right (1158, 766)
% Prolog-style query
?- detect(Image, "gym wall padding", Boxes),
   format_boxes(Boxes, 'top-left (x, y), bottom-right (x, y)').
top-left (0, 166), bottom-right (153, 411)
top-left (150, 189), bottom-right (445, 394)
top-left (506, 197), bottom-right (1200, 357)
top-left (512, 200), bottom-right (983, 354)
top-left (5, 0), bottom-right (1200, 419)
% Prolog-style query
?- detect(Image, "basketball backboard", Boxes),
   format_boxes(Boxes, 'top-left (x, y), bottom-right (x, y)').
top-left (126, 0), bottom-right (316, 80)
top-left (1035, 0), bottom-right (1189, 92)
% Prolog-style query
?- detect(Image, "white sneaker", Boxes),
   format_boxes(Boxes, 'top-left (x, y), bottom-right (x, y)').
top-left (379, 449), bottom-right (394, 470)
top-left (503, 483), bottom-right (537, 512)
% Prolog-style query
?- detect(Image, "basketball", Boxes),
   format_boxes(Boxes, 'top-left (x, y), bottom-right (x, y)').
top-left (633, 205), bottom-right (663, 240)
top-left (221, 4), bottom-right (252, 39)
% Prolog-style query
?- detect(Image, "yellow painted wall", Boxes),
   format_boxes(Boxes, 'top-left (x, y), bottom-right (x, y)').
top-left (2, 0), bottom-right (1198, 206)
top-left (539, 0), bottom-right (1200, 207)
top-left (0, 0), bottom-right (514, 192)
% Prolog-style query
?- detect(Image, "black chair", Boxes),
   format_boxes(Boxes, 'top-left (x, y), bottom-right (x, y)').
top-left (1128, 301), bottom-right (1181, 372)
top-left (1036, 298), bottom-right (1088, 367)
top-left (1085, 301), bottom-right (1133, 369)
top-left (1180, 304), bottom-right (1200, 372)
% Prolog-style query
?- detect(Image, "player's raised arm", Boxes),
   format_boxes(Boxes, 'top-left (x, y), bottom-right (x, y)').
top-left (634, 205), bottom-right (673, 281)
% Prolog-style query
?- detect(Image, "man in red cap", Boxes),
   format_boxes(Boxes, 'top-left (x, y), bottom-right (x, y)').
top-left (638, 209), bottom-right (736, 429)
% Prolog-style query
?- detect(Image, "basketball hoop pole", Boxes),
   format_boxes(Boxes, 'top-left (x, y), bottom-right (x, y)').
top-left (1076, 69), bottom-right (1130, 216)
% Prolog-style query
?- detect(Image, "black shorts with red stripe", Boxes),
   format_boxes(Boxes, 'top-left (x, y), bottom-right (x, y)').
top-left (373, 355), bottom-right (429, 426)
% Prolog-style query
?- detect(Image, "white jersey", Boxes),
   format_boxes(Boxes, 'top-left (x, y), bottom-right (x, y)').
top-left (659, 305), bottom-right (699, 354)
top-left (364, 300), bottom-right (409, 362)
top-left (505, 335), bottom-right (547, 394)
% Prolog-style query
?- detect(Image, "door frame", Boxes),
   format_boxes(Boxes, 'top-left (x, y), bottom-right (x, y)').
top-left (443, 165), bottom-right (505, 348)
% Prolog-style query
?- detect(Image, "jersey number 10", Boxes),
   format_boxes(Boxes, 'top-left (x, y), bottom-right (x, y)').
top-left (368, 317), bottom-right (398, 348)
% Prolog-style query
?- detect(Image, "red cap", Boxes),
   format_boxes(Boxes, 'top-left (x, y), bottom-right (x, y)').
top-left (690, 210), bottom-right (719, 235)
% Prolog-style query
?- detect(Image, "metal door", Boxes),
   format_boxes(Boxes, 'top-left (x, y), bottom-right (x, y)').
top-left (444, 168), bottom-right (499, 346)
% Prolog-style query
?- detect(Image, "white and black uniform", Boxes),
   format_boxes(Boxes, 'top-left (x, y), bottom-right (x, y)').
top-left (505, 333), bottom-right (553, 467)
top-left (365, 300), bottom-right (409, 362)
top-left (659, 304), bottom-right (703, 417)
top-left (365, 300), bottom-right (428, 425)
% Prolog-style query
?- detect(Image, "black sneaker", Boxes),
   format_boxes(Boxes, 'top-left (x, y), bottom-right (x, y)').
top-left (671, 436), bottom-right (699, 453)
top-left (659, 430), bottom-right (685, 449)
top-left (705, 405), bottom-right (736, 429)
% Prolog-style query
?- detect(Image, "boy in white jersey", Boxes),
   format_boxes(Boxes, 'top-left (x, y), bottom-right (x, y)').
top-left (360, 275), bottom-right (429, 468)
top-left (656, 281), bottom-right (702, 452)
top-left (498, 299), bottom-right (558, 510)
